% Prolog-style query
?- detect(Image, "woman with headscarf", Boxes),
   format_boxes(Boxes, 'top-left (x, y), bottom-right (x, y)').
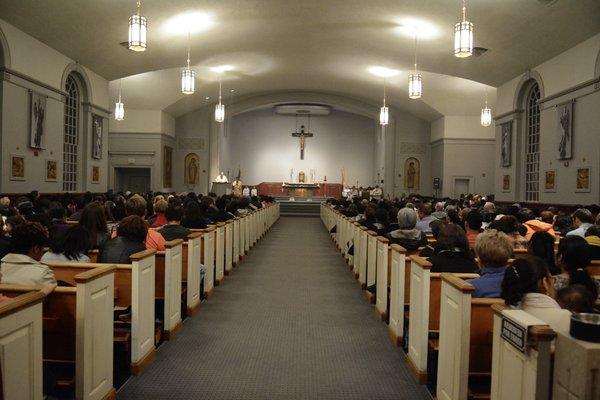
top-left (386, 207), bottom-right (427, 251)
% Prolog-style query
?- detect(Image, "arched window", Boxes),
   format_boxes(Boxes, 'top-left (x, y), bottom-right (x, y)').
top-left (524, 83), bottom-right (540, 202)
top-left (63, 74), bottom-right (80, 191)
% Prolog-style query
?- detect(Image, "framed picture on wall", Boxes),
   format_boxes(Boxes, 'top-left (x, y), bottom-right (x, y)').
top-left (556, 100), bottom-right (573, 160)
top-left (543, 170), bottom-right (556, 192)
top-left (10, 155), bottom-right (25, 181)
top-left (91, 166), bottom-right (100, 184)
top-left (29, 91), bottom-right (47, 149)
top-left (500, 121), bottom-right (512, 167)
top-left (91, 114), bottom-right (103, 159)
top-left (45, 159), bottom-right (57, 182)
top-left (575, 167), bottom-right (590, 193)
top-left (502, 174), bottom-right (510, 192)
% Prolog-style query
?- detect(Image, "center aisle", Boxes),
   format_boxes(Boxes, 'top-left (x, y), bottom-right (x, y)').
top-left (117, 217), bottom-right (430, 400)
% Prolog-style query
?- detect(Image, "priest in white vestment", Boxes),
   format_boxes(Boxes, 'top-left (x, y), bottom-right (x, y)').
top-left (214, 171), bottom-right (229, 183)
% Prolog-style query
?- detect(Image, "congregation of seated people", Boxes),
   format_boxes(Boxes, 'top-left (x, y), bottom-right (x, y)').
top-left (0, 190), bottom-right (273, 297)
top-left (328, 192), bottom-right (600, 326)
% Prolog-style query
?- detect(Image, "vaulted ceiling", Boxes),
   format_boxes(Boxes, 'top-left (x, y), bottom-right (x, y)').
top-left (2, 0), bottom-right (599, 120)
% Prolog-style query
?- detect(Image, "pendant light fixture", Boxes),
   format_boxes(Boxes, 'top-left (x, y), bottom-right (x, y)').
top-left (215, 78), bottom-right (225, 122)
top-left (181, 30), bottom-right (195, 94)
top-left (128, 1), bottom-right (147, 52)
top-left (454, 0), bottom-right (473, 58)
top-left (115, 79), bottom-right (125, 121)
top-left (481, 90), bottom-right (492, 127)
top-left (379, 80), bottom-right (389, 126)
top-left (408, 32), bottom-right (422, 99)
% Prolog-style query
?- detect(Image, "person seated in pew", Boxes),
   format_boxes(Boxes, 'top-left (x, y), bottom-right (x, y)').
top-left (47, 201), bottom-right (70, 242)
top-left (489, 215), bottom-right (528, 250)
top-left (566, 208), bottom-right (594, 238)
top-left (418, 219), bottom-right (443, 257)
top-left (427, 223), bottom-right (478, 273)
top-left (181, 200), bottom-right (209, 229)
top-left (468, 230), bottom-right (513, 298)
top-left (79, 201), bottom-right (109, 249)
top-left (41, 225), bottom-right (91, 263)
top-left (121, 194), bottom-right (166, 251)
top-left (373, 207), bottom-right (392, 235)
top-left (584, 225), bottom-right (600, 260)
top-left (519, 208), bottom-right (557, 241)
top-left (528, 231), bottom-right (560, 275)
top-left (99, 215), bottom-right (147, 264)
top-left (557, 285), bottom-right (596, 314)
top-left (501, 256), bottom-right (571, 332)
top-left (158, 205), bottom-right (191, 241)
top-left (359, 205), bottom-right (377, 230)
top-left (386, 207), bottom-right (427, 251)
top-left (148, 199), bottom-right (168, 228)
top-left (554, 236), bottom-right (599, 299)
top-left (0, 221), bottom-right (57, 291)
top-left (415, 202), bottom-right (434, 234)
top-left (464, 209), bottom-right (482, 249)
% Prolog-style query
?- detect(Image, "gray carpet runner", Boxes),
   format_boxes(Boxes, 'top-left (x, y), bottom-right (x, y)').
top-left (117, 217), bottom-right (430, 400)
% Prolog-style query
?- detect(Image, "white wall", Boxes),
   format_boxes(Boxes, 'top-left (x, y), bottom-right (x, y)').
top-left (0, 19), bottom-right (110, 193)
top-left (495, 33), bottom-right (600, 204)
top-left (221, 108), bottom-right (376, 186)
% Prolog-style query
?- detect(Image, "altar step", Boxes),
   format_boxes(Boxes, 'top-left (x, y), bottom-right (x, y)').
top-left (276, 198), bottom-right (324, 217)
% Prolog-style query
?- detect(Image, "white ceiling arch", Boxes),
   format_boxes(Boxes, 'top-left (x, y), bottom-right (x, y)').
top-left (1, 0), bottom-right (599, 120)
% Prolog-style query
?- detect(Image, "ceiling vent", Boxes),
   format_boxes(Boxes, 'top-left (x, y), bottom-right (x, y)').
top-left (472, 47), bottom-right (489, 57)
top-left (275, 104), bottom-right (332, 116)
top-left (537, 0), bottom-right (559, 5)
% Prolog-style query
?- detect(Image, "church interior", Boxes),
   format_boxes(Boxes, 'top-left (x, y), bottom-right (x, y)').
top-left (0, 1), bottom-right (600, 399)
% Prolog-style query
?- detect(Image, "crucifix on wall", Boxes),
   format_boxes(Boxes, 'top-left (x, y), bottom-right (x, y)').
top-left (292, 124), bottom-right (314, 160)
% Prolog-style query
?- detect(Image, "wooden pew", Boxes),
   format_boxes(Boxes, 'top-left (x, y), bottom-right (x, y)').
top-left (490, 304), bottom-right (556, 400)
top-left (375, 236), bottom-right (389, 320)
top-left (407, 256), bottom-right (479, 384)
top-left (198, 227), bottom-right (216, 297)
top-left (46, 250), bottom-right (156, 375)
top-left (351, 222), bottom-right (361, 279)
top-left (233, 217), bottom-right (241, 267)
top-left (182, 232), bottom-right (203, 316)
top-left (215, 222), bottom-right (226, 285)
top-left (358, 226), bottom-right (369, 288)
top-left (1, 265), bottom-right (116, 399)
top-left (364, 230), bottom-right (378, 303)
top-left (156, 239), bottom-right (183, 339)
top-left (0, 290), bottom-right (45, 400)
top-left (244, 213), bottom-right (250, 255)
top-left (436, 274), bottom-right (504, 400)
top-left (225, 220), bottom-right (234, 274)
top-left (388, 244), bottom-right (407, 346)
top-left (588, 260), bottom-right (600, 275)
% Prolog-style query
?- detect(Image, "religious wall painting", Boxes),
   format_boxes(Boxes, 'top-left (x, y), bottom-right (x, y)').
top-left (575, 167), bottom-right (590, 193)
top-left (91, 114), bottom-right (103, 159)
top-left (502, 175), bottom-right (510, 192)
top-left (10, 155), bottom-right (25, 181)
top-left (45, 159), bottom-right (57, 182)
top-left (91, 166), bottom-right (100, 184)
top-left (184, 153), bottom-right (200, 185)
top-left (404, 157), bottom-right (420, 189)
top-left (500, 121), bottom-right (512, 167)
top-left (544, 170), bottom-right (556, 192)
top-left (163, 146), bottom-right (173, 188)
top-left (29, 91), bottom-right (46, 149)
top-left (557, 101), bottom-right (573, 160)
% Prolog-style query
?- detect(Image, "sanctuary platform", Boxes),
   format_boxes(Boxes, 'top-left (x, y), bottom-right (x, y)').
top-left (275, 196), bottom-right (327, 216)
top-left (257, 182), bottom-right (342, 199)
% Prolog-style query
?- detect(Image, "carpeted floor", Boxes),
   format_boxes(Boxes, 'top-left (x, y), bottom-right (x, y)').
top-left (117, 217), bottom-right (430, 400)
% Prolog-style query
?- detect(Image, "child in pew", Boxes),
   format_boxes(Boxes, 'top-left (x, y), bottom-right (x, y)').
top-left (0, 221), bottom-right (57, 290)
top-left (41, 225), bottom-right (91, 263)
top-left (554, 236), bottom-right (599, 299)
top-left (501, 256), bottom-right (572, 332)
top-left (99, 215), bottom-right (147, 264)
top-left (427, 223), bottom-right (478, 273)
top-left (557, 285), bottom-right (596, 314)
top-left (468, 230), bottom-right (513, 298)
top-left (158, 204), bottom-right (191, 241)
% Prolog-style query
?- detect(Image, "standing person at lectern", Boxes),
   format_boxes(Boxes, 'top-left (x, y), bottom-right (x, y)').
top-left (215, 171), bottom-right (229, 183)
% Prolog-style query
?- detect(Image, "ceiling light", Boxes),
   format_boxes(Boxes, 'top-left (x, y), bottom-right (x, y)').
top-left (481, 91), bottom-right (492, 127)
top-left (394, 18), bottom-right (439, 40)
top-left (211, 65), bottom-right (235, 74)
top-left (128, 1), bottom-right (147, 52)
top-left (380, 81), bottom-right (389, 126)
top-left (368, 66), bottom-right (400, 79)
top-left (215, 79), bottom-right (225, 123)
top-left (115, 80), bottom-right (125, 121)
top-left (164, 12), bottom-right (214, 36)
top-left (454, 0), bottom-right (473, 58)
top-left (181, 31), bottom-right (195, 94)
top-left (408, 33), bottom-right (422, 99)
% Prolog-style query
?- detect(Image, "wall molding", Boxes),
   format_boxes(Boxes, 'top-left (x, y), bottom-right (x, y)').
top-left (82, 102), bottom-right (110, 117)
top-left (108, 150), bottom-right (156, 156)
top-left (537, 76), bottom-right (600, 105)
top-left (494, 109), bottom-right (523, 125)
top-left (0, 66), bottom-right (66, 97)
top-left (429, 137), bottom-right (496, 146)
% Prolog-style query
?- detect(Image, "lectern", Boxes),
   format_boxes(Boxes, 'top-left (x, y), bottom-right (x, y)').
top-left (211, 182), bottom-right (231, 197)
